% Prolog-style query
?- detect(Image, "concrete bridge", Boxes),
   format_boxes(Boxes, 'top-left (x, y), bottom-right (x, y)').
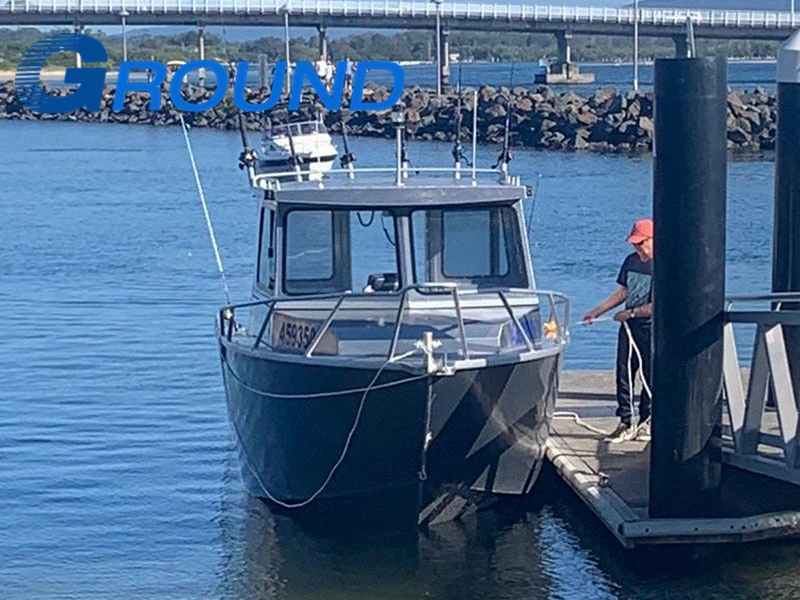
top-left (1, 1), bottom-right (798, 40)
top-left (2, 1), bottom-right (797, 89)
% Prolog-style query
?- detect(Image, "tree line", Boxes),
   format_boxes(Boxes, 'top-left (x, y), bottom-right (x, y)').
top-left (0, 26), bottom-right (780, 71)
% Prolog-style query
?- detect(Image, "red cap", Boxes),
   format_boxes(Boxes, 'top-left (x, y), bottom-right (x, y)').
top-left (627, 219), bottom-right (653, 244)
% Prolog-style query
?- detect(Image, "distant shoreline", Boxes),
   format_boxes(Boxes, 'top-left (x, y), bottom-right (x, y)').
top-left (0, 68), bottom-right (67, 83)
top-left (0, 58), bottom-right (777, 87)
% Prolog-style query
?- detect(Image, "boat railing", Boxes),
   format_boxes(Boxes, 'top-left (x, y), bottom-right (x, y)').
top-left (251, 166), bottom-right (526, 190)
top-left (722, 292), bottom-right (800, 484)
top-left (219, 284), bottom-right (569, 363)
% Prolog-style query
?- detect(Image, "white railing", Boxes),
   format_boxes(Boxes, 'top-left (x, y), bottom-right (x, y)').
top-left (1, 0), bottom-right (799, 29)
top-left (723, 294), bottom-right (800, 483)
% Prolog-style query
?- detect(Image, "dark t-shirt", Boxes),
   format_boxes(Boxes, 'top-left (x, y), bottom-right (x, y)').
top-left (617, 253), bottom-right (653, 321)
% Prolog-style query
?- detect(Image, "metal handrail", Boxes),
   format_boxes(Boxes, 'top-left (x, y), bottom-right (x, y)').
top-left (252, 166), bottom-right (523, 191)
top-left (726, 292), bottom-right (800, 305)
top-left (725, 293), bottom-right (800, 314)
top-left (220, 284), bottom-right (569, 360)
top-left (722, 294), bottom-right (800, 475)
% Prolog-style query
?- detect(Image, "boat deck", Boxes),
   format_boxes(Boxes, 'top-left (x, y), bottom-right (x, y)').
top-left (547, 371), bottom-right (800, 548)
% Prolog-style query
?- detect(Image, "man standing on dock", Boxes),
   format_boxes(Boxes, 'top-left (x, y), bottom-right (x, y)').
top-left (582, 219), bottom-right (654, 443)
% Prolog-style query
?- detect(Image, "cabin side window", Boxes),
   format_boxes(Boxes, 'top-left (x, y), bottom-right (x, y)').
top-left (258, 208), bottom-right (276, 291)
top-left (411, 206), bottom-right (528, 288)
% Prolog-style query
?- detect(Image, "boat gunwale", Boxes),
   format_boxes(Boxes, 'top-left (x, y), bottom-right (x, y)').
top-left (219, 331), bottom-right (566, 375)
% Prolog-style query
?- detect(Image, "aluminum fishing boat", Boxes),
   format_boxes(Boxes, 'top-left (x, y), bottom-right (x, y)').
top-left (219, 107), bottom-right (569, 527)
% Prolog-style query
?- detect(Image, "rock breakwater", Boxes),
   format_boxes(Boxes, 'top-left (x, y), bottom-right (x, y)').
top-left (0, 81), bottom-right (776, 154)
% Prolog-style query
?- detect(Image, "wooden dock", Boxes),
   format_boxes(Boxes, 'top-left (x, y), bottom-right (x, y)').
top-left (547, 370), bottom-right (800, 548)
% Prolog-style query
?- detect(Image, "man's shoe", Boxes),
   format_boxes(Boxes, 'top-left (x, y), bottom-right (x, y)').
top-left (636, 420), bottom-right (651, 442)
top-left (606, 422), bottom-right (635, 444)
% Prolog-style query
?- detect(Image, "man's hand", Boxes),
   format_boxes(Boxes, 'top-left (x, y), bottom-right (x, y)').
top-left (613, 309), bottom-right (633, 322)
top-left (582, 311), bottom-right (597, 325)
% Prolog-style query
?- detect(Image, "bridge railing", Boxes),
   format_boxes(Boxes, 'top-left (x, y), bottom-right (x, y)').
top-left (1, 1), bottom-right (798, 29)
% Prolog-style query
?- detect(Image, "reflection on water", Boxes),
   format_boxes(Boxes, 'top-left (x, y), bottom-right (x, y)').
top-left (216, 462), bottom-right (589, 600)
top-left (215, 458), bottom-right (800, 600)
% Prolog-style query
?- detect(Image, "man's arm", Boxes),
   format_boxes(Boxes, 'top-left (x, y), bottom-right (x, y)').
top-left (582, 285), bottom-right (627, 324)
top-left (611, 301), bottom-right (652, 322)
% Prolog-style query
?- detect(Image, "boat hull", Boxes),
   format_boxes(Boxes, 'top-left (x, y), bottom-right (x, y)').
top-left (220, 341), bottom-right (561, 526)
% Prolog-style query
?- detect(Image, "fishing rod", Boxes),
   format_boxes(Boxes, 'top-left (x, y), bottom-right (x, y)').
top-left (492, 63), bottom-right (514, 175)
top-left (451, 62), bottom-right (470, 179)
top-left (236, 111), bottom-right (259, 183)
top-left (339, 111), bottom-right (356, 179)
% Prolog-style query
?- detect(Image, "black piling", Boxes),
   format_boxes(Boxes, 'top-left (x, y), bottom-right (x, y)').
top-left (774, 31), bottom-right (800, 395)
top-left (650, 57), bottom-right (727, 518)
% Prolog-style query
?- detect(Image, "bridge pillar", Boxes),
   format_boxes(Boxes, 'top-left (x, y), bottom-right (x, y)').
top-left (440, 28), bottom-right (450, 90)
top-left (259, 54), bottom-right (269, 91)
top-left (553, 30), bottom-right (573, 77)
top-left (74, 23), bottom-right (84, 68)
top-left (197, 24), bottom-right (206, 88)
top-left (673, 34), bottom-right (689, 58)
top-left (317, 24), bottom-right (328, 61)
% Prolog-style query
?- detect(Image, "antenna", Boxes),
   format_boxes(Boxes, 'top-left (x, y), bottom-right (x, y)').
top-left (685, 16), bottom-right (697, 58)
top-left (391, 104), bottom-right (406, 186)
top-left (471, 89), bottom-right (478, 185)
top-left (339, 111), bottom-right (356, 179)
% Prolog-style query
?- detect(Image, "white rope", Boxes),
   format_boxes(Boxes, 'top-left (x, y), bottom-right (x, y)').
top-left (552, 411), bottom-right (611, 436)
top-left (624, 320), bottom-right (653, 399)
top-left (554, 317), bottom-right (652, 438)
top-left (222, 353), bottom-right (427, 399)
top-left (179, 114), bottom-right (231, 305)
top-left (229, 349), bottom-right (422, 509)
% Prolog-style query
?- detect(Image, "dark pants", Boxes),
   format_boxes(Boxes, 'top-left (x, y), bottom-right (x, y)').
top-left (615, 320), bottom-right (652, 425)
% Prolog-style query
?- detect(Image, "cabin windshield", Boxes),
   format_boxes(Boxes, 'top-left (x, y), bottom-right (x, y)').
top-left (270, 121), bottom-right (325, 138)
top-left (283, 209), bottom-right (400, 295)
top-left (411, 205), bottom-right (528, 288)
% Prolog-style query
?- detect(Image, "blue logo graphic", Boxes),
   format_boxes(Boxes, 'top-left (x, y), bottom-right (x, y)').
top-left (16, 32), bottom-right (108, 114)
top-left (16, 33), bottom-right (405, 114)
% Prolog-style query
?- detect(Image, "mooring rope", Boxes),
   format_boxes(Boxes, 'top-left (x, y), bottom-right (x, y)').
top-left (220, 353), bottom-right (427, 399)
top-left (179, 114), bottom-right (232, 305)
top-left (554, 319), bottom-right (652, 438)
top-left (227, 349), bottom-right (422, 509)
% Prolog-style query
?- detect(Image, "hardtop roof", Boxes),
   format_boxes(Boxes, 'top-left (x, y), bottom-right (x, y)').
top-left (260, 174), bottom-right (528, 208)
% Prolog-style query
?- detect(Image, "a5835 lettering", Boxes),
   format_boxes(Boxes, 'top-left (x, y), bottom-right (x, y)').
top-left (277, 320), bottom-right (318, 351)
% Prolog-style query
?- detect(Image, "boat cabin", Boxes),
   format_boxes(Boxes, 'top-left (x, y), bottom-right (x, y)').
top-left (255, 181), bottom-right (533, 298)
top-left (228, 175), bottom-right (567, 364)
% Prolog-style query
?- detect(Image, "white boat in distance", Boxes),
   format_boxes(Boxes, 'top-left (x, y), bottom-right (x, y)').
top-left (259, 116), bottom-right (338, 177)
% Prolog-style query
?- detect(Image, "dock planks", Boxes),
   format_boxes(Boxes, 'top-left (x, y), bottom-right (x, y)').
top-left (546, 371), bottom-right (800, 547)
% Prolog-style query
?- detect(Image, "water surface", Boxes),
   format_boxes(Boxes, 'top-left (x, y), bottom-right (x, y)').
top-left (0, 120), bottom-right (793, 599)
